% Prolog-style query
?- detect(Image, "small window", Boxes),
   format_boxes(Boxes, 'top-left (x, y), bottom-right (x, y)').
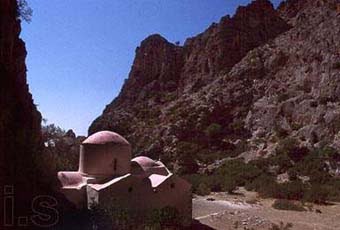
top-left (113, 159), bottom-right (117, 171)
top-left (170, 183), bottom-right (175, 189)
top-left (128, 187), bottom-right (133, 192)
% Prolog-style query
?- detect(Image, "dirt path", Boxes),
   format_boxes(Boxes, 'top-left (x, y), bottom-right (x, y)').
top-left (192, 188), bottom-right (340, 230)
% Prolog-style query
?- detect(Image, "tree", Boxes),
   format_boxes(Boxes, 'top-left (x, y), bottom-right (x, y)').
top-left (17, 0), bottom-right (33, 22)
top-left (222, 176), bottom-right (237, 194)
top-left (176, 142), bottom-right (199, 174)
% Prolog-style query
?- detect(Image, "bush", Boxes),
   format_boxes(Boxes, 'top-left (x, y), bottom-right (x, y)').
top-left (325, 179), bottom-right (340, 201)
top-left (221, 176), bottom-right (238, 194)
top-left (229, 119), bottom-right (246, 135)
top-left (208, 174), bottom-right (223, 192)
top-left (276, 137), bottom-right (298, 156)
top-left (303, 185), bottom-right (330, 204)
top-left (245, 174), bottom-right (279, 197)
top-left (17, 0), bottom-right (32, 22)
top-left (270, 153), bottom-right (293, 174)
top-left (176, 142), bottom-right (199, 174)
top-left (205, 123), bottom-right (222, 138)
top-left (333, 62), bottom-right (340, 69)
top-left (196, 183), bottom-right (211, 196)
top-left (217, 160), bottom-right (262, 186)
top-left (182, 174), bottom-right (206, 193)
top-left (240, 145), bottom-right (339, 204)
top-left (272, 199), bottom-right (306, 212)
top-left (294, 149), bottom-right (331, 183)
top-left (287, 168), bottom-right (298, 181)
top-left (287, 146), bottom-right (309, 163)
top-left (185, 145), bottom-right (340, 205)
top-left (277, 181), bottom-right (306, 200)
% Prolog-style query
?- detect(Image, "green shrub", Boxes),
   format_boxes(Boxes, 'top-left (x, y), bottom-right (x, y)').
top-left (272, 199), bottom-right (306, 212)
top-left (221, 176), bottom-right (238, 194)
top-left (245, 174), bottom-right (278, 197)
top-left (17, 0), bottom-right (33, 22)
top-left (277, 138), bottom-right (299, 156)
top-left (217, 160), bottom-right (262, 185)
top-left (270, 153), bottom-right (293, 174)
top-left (196, 183), bottom-right (211, 196)
top-left (208, 174), bottom-right (224, 192)
top-left (229, 119), bottom-right (245, 135)
top-left (184, 145), bottom-right (340, 205)
top-left (291, 122), bottom-right (303, 131)
top-left (333, 62), bottom-right (340, 69)
top-left (325, 179), bottom-right (340, 201)
top-left (294, 149), bottom-right (331, 183)
top-left (318, 146), bottom-right (340, 161)
top-left (287, 146), bottom-right (309, 163)
top-left (287, 168), bottom-right (298, 181)
top-left (205, 123), bottom-right (222, 138)
top-left (277, 181), bottom-right (306, 200)
top-left (303, 185), bottom-right (330, 204)
top-left (241, 145), bottom-right (340, 204)
top-left (182, 174), bottom-right (204, 192)
top-left (249, 158), bottom-right (272, 173)
top-left (176, 142), bottom-right (199, 174)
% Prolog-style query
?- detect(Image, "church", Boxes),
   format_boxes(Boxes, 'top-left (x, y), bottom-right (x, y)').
top-left (57, 131), bottom-right (192, 226)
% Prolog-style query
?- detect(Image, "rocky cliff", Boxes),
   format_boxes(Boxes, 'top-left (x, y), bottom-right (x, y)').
top-left (90, 0), bottom-right (340, 172)
top-left (0, 0), bottom-right (42, 221)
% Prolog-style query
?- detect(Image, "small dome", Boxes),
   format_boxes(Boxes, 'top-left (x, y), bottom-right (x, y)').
top-left (83, 131), bottom-right (130, 145)
top-left (131, 156), bottom-right (160, 168)
top-left (131, 156), bottom-right (169, 176)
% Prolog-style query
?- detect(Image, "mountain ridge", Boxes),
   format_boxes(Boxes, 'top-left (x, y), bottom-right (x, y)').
top-left (90, 0), bottom-right (340, 172)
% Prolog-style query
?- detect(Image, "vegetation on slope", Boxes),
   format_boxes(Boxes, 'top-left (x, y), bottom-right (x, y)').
top-left (185, 140), bottom-right (340, 204)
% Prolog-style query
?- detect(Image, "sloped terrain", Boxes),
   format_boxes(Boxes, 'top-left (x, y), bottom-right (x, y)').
top-left (90, 0), bottom-right (340, 173)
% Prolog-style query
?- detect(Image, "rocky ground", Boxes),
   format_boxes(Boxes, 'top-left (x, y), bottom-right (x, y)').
top-left (192, 188), bottom-right (340, 230)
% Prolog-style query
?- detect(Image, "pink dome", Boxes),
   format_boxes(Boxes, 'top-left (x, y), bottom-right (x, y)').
top-left (83, 131), bottom-right (130, 145)
top-left (131, 156), bottom-right (160, 168)
top-left (131, 156), bottom-right (169, 176)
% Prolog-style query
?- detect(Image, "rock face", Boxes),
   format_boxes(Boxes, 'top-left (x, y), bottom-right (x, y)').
top-left (90, 0), bottom-right (340, 172)
top-left (0, 0), bottom-right (42, 219)
top-left (181, 0), bottom-right (291, 91)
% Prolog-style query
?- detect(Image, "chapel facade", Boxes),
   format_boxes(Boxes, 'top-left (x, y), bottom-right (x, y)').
top-left (57, 131), bottom-right (192, 226)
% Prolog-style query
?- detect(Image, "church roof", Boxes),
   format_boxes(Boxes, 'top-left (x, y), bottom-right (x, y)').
top-left (132, 156), bottom-right (160, 168)
top-left (131, 156), bottom-right (170, 176)
top-left (82, 131), bottom-right (130, 145)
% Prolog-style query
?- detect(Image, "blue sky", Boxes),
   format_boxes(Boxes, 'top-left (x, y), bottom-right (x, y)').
top-left (21, 0), bottom-right (281, 136)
